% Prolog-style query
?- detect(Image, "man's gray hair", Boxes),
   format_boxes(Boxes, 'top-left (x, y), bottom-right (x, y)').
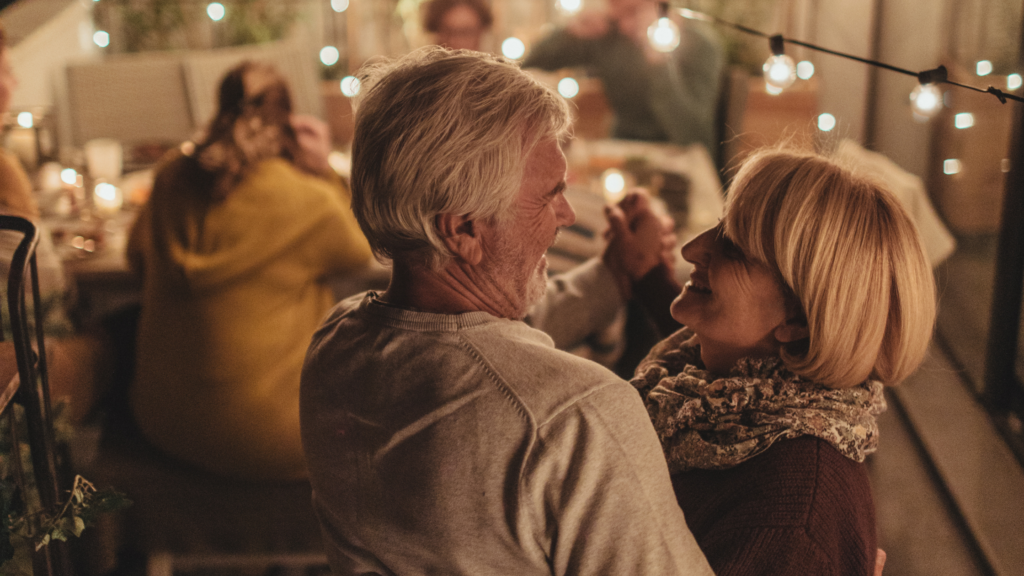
top-left (350, 46), bottom-right (572, 269)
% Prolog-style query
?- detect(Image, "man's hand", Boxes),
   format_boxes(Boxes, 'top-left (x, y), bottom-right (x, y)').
top-left (290, 114), bottom-right (333, 177)
top-left (602, 190), bottom-right (676, 300)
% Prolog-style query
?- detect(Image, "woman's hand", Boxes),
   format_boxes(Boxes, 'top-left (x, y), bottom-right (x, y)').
top-left (290, 114), bottom-right (334, 177)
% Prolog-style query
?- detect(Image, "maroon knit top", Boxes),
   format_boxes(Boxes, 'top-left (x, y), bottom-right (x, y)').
top-left (672, 435), bottom-right (878, 576)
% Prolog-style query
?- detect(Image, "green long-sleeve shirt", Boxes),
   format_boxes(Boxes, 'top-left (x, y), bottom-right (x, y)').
top-left (524, 21), bottom-right (724, 162)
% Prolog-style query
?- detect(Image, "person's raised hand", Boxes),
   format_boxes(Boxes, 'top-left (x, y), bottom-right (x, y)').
top-left (290, 114), bottom-right (333, 177)
top-left (603, 190), bottom-right (676, 300)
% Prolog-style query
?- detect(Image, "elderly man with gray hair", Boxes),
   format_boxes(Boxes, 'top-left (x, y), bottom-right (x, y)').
top-left (300, 47), bottom-right (713, 576)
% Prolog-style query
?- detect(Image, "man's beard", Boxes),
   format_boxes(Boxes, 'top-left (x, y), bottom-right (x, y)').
top-left (482, 226), bottom-right (551, 320)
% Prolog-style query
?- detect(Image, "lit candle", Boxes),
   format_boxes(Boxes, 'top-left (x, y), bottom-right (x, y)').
top-left (93, 181), bottom-right (124, 214)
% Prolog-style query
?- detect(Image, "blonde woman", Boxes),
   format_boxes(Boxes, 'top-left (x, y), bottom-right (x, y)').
top-left (127, 61), bottom-right (371, 480)
top-left (627, 149), bottom-right (935, 575)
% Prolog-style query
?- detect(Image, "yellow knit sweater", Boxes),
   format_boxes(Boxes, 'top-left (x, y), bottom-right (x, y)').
top-left (128, 154), bottom-right (371, 480)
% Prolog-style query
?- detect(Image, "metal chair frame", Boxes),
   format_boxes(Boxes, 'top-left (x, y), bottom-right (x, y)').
top-left (1, 215), bottom-right (73, 576)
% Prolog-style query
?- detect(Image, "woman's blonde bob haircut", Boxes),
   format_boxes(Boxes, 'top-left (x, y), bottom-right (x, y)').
top-left (350, 46), bottom-right (571, 269)
top-left (723, 149), bottom-right (936, 388)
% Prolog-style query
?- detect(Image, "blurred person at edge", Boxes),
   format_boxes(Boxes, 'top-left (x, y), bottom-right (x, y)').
top-left (126, 61), bottom-right (372, 480)
top-left (423, 0), bottom-right (493, 51)
top-left (300, 47), bottom-right (712, 576)
top-left (0, 22), bottom-right (101, 424)
top-left (622, 148), bottom-right (935, 575)
top-left (524, 0), bottom-right (724, 163)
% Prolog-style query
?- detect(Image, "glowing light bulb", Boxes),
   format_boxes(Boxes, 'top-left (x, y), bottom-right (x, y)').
top-left (954, 113), bottom-right (974, 129)
top-left (909, 84), bottom-right (942, 118)
top-left (647, 17), bottom-right (680, 53)
top-left (556, 0), bottom-right (582, 15)
top-left (340, 76), bottom-right (361, 97)
top-left (61, 168), bottom-right (78, 185)
top-left (796, 60), bottom-right (814, 80)
top-left (763, 54), bottom-right (796, 90)
top-left (943, 159), bottom-right (962, 175)
top-left (331, 0), bottom-right (349, 12)
top-left (320, 46), bottom-right (340, 66)
top-left (817, 113), bottom-right (836, 132)
top-left (16, 112), bottom-right (33, 128)
top-left (502, 37), bottom-right (526, 59)
top-left (976, 60), bottom-right (993, 76)
top-left (557, 77), bottom-right (579, 99)
top-left (1008, 74), bottom-right (1022, 90)
top-left (602, 168), bottom-right (626, 204)
top-left (207, 2), bottom-right (225, 21)
top-left (93, 30), bottom-right (110, 48)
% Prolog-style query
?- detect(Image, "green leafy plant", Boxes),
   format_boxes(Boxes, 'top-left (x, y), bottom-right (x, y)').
top-left (0, 404), bottom-right (131, 575)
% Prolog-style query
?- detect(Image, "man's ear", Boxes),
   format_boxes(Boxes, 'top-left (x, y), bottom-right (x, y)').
top-left (435, 213), bottom-right (483, 266)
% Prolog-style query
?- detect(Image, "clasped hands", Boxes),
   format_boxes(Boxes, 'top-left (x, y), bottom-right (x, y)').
top-left (601, 190), bottom-right (676, 301)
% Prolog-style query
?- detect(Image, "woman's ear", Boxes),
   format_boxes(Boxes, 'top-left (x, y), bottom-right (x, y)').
top-left (435, 213), bottom-right (483, 265)
top-left (775, 317), bottom-right (809, 343)
top-left (775, 297), bottom-right (809, 343)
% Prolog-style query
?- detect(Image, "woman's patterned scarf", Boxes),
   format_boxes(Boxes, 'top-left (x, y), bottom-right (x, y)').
top-left (630, 329), bottom-right (886, 473)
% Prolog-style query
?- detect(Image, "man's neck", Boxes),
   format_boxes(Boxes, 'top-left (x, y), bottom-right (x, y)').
top-left (382, 258), bottom-right (521, 319)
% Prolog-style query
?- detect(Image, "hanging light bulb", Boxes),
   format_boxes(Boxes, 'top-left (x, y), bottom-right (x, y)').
top-left (93, 30), bottom-right (110, 47)
top-left (501, 37), bottom-right (526, 59)
top-left (206, 2), bottom-right (225, 21)
top-left (557, 77), bottom-right (580, 99)
top-left (976, 60), bottom-right (993, 76)
top-left (1008, 74), bottom-right (1023, 91)
top-left (647, 3), bottom-right (680, 53)
top-left (909, 84), bottom-right (942, 118)
top-left (320, 46), bottom-right (340, 66)
top-left (340, 76), bottom-right (361, 97)
top-left (796, 60), bottom-right (814, 80)
top-left (817, 113), bottom-right (836, 132)
top-left (556, 0), bottom-right (583, 15)
top-left (648, 17), bottom-right (681, 53)
top-left (762, 35), bottom-right (796, 91)
top-left (907, 66), bottom-right (947, 120)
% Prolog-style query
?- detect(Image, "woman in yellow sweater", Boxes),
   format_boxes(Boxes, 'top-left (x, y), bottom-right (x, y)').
top-left (127, 61), bottom-right (371, 480)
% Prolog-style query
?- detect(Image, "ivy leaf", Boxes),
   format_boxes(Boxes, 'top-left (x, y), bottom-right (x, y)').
top-left (72, 517), bottom-right (85, 537)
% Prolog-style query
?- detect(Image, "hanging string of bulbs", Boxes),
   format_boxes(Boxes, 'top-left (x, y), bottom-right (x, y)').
top-left (643, 2), bottom-right (1023, 115)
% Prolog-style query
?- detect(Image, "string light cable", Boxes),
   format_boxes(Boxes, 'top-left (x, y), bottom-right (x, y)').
top-left (659, 2), bottom-right (1024, 106)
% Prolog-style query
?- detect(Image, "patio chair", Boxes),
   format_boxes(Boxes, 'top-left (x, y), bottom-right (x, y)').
top-left (0, 215), bottom-right (75, 576)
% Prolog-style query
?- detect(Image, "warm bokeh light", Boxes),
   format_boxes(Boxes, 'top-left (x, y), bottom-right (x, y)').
top-left (910, 84), bottom-right (942, 118)
top-left (340, 76), bottom-right (361, 97)
top-left (647, 17), bottom-right (680, 53)
top-left (943, 159), bottom-right (962, 175)
top-left (556, 0), bottom-right (582, 15)
top-left (501, 37), bottom-right (526, 59)
top-left (1008, 74), bottom-right (1023, 90)
top-left (976, 60), bottom-right (993, 76)
top-left (765, 83), bottom-right (783, 95)
top-left (16, 112), bottom-right (33, 128)
top-left (557, 77), bottom-right (579, 99)
top-left (817, 113), bottom-right (836, 132)
top-left (207, 2), bottom-right (225, 21)
top-left (602, 168), bottom-right (626, 204)
top-left (331, 0), bottom-right (349, 13)
top-left (93, 30), bottom-right (110, 48)
top-left (94, 182), bottom-right (124, 213)
top-left (954, 112), bottom-right (974, 129)
top-left (763, 54), bottom-right (797, 90)
top-left (60, 168), bottom-right (78, 185)
top-left (796, 60), bottom-right (814, 80)
top-left (320, 46), bottom-right (340, 66)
